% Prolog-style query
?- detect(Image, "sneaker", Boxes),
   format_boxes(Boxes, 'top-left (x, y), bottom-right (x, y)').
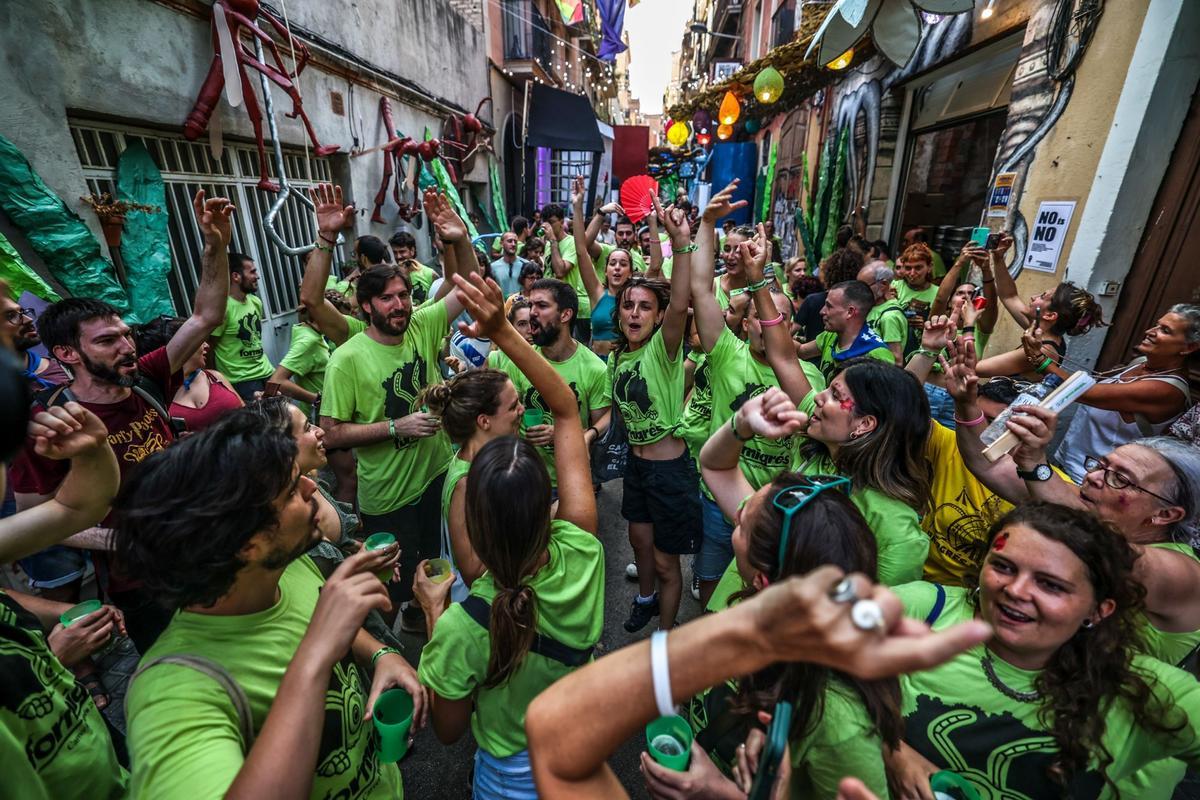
top-left (623, 595), bottom-right (660, 633)
top-left (691, 573), bottom-right (701, 601)
top-left (625, 562), bottom-right (639, 581)
top-left (400, 604), bottom-right (426, 636)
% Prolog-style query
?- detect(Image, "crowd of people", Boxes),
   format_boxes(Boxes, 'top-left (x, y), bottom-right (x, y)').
top-left (1, 173), bottom-right (1199, 800)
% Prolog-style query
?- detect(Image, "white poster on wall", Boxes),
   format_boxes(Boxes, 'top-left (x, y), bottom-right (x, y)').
top-left (1023, 200), bottom-right (1076, 274)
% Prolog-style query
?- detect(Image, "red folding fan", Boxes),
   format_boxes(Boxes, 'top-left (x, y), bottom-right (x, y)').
top-left (620, 174), bottom-right (659, 224)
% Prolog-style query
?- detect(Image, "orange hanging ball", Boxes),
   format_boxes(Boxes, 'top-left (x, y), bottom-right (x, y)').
top-left (719, 91), bottom-right (740, 126)
top-left (717, 123), bottom-right (733, 140)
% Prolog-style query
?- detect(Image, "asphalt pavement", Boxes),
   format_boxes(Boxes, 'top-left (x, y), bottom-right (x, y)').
top-left (396, 478), bottom-right (704, 799)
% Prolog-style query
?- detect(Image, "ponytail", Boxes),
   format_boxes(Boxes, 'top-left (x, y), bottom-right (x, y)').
top-left (483, 584), bottom-right (538, 688)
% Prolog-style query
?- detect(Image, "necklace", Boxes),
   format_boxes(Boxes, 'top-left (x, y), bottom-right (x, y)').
top-left (980, 652), bottom-right (1040, 703)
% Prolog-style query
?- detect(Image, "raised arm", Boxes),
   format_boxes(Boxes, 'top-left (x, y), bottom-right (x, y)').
top-left (905, 308), bottom-right (959, 385)
top-left (548, 231), bottom-right (570, 279)
top-left (571, 177), bottom-right (604, 308)
top-left (526, 566), bottom-right (991, 799)
top-left (645, 212), bottom-right (665, 280)
top-left (931, 251), bottom-right (967, 317)
top-left (299, 184), bottom-right (355, 346)
top-left (701, 388), bottom-right (805, 516)
top-left (424, 188), bottom-right (476, 322)
top-left (743, 228), bottom-right (813, 403)
top-left (652, 198), bottom-right (692, 359)
top-left (167, 190), bottom-right (233, 371)
top-left (1, 405), bottom-right (119, 564)
top-left (453, 273), bottom-right (597, 534)
top-left (693, 181), bottom-right (745, 352)
top-left (989, 233), bottom-right (1029, 327)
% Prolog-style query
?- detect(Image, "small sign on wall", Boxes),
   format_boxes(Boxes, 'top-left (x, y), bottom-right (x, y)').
top-left (1023, 200), bottom-right (1076, 274)
top-left (987, 172), bottom-right (1016, 218)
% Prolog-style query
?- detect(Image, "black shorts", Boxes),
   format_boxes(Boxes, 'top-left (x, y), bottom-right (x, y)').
top-left (621, 451), bottom-right (702, 555)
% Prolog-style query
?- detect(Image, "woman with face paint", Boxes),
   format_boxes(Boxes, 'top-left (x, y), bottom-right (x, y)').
top-left (888, 502), bottom-right (1200, 800)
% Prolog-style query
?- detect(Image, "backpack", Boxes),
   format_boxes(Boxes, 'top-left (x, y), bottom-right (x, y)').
top-left (34, 377), bottom-right (185, 438)
top-left (876, 304), bottom-right (922, 359)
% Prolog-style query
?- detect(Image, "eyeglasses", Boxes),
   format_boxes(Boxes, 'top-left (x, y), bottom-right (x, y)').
top-left (1083, 455), bottom-right (1176, 505)
top-left (3, 307), bottom-right (35, 324)
top-left (771, 475), bottom-right (852, 577)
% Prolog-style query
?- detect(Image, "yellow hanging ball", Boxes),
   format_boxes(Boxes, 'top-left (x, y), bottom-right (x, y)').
top-left (666, 120), bottom-right (690, 146)
top-left (826, 47), bottom-right (855, 71)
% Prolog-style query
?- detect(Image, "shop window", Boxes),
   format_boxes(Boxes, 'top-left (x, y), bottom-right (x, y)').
top-left (534, 147), bottom-right (593, 208)
top-left (68, 120), bottom-right (342, 323)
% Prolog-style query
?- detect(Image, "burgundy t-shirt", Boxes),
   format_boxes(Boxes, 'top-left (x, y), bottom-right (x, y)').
top-left (10, 346), bottom-right (180, 592)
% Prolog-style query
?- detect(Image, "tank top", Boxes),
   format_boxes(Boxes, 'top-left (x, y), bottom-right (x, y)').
top-left (1140, 541), bottom-right (1200, 667)
top-left (1054, 358), bottom-right (1191, 482)
top-left (169, 371), bottom-right (243, 432)
top-left (590, 292), bottom-right (618, 342)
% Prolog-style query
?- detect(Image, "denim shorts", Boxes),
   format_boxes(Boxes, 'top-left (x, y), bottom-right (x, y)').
top-left (473, 748), bottom-right (537, 799)
top-left (695, 493), bottom-right (735, 581)
top-left (621, 451), bottom-right (702, 555)
top-left (17, 545), bottom-right (89, 589)
top-left (925, 382), bottom-right (956, 430)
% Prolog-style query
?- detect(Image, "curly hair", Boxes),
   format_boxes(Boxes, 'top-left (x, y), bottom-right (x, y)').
top-left (731, 477), bottom-right (902, 750)
top-left (112, 412), bottom-right (299, 610)
top-left (418, 369), bottom-right (510, 446)
top-left (800, 360), bottom-right (932, 513)
top-left (819, 248), bottom-right (865, 287)
top-left (898, 242), bottom-right (933, 267)
top-left (1048, 282), bottom-right (1107, 336)
top-left (970, 502), bottom-right (1185, 792)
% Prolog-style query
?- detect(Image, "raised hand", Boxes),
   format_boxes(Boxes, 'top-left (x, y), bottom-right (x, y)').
top-left (571, 175), bottom-right (587, 208)
top-left (1007, 404), bottom-right (1059, 471)
top-left (192, 189), bottom-right (235, 247)
top-left (650, 195), bottom-right (690, 246)
top-left (992, 232), bottom-right (1013, 255)
top-left (1021, 318), bottom-right (1049, 367)
top-left (452, 272), bottom-right (509, 340)
top-left (943, 337), bottom-right (979, 405)
top-left (309, 183), bottom-right (355, 237)
top-left (920, 305), bottom-right (959, 352)
top-left (598, 201), bottom-right (625, 216)
top-left (734, 387), bottom-right (807, 441)
top-left (300, 547), bottom-right (396, 669)
top-left (424, 188), bottom-right (467, 243)
top-left (702, 180), bottom-right (748, 223)
top-left (29, 403), bottom-right (113, 461)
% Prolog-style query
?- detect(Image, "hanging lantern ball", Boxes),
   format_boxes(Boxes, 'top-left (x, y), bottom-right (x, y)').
top-left (753, 66), bottom-right (784, 104)
top-left (744, 118), bottom-right (761, 134)
top-left (718, 91), bottom-right (741, 126)
top-left (826, 47), bottom-right (855, 71)
top-left (696, 132), bottom-right (712, 147)
top-left (692, 108), bottom-right (713, 134)
top-left (717, 123), bottom-right (733, 141)
top-left (666, 120), bottom-right (690, 146)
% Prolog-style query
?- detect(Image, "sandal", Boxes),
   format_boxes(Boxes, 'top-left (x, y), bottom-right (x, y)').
top-left (79, 672), bottom-right (109, 711)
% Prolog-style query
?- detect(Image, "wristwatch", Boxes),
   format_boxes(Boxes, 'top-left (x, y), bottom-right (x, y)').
top-left (1016, 464), bottom-right (1053, 482)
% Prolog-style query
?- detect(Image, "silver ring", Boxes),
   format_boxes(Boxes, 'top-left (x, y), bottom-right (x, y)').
top-left (851, 599), bottom-right (885, 632)
top-left (829, 578), bottom-right (859, 605)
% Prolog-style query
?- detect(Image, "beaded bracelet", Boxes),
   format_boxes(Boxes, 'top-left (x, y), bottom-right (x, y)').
top-left (674, 243), bottom-right (698, 254)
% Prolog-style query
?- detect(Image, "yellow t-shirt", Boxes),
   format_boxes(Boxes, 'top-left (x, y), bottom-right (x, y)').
top-left (921, 421), bottom-right (1067, 585)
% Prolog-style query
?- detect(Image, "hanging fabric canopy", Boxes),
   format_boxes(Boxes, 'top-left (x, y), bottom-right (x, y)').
top-left (596, 0), bottom-right (628, 61)
top-left (527, 84), bottom-right (604, 152)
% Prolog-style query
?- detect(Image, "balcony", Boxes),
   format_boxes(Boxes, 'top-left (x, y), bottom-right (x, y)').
top-left (502, 0), bottom-right (554, 81)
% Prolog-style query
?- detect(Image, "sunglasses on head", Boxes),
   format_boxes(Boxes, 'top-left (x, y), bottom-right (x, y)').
top-left (771, 475), bottom-right (852, 579)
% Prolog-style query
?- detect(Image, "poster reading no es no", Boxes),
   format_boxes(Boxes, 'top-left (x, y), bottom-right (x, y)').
top-left (1023, 200), bottom-right (1076, 274)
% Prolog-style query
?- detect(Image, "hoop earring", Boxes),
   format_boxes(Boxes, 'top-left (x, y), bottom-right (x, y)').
top-left (1081, 619), bottom-right (1095, 630)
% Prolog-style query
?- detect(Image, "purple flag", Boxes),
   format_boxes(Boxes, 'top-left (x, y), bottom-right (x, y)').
top-left (597, 0), bottom-right (628, 61)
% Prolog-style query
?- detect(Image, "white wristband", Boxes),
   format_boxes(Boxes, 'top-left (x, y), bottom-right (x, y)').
top-left (650, 630), bottom-right (674, 717)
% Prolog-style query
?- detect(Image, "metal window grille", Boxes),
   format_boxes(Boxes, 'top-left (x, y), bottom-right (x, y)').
top-left (534, 148), bottom-right (592, 208)
top-left (68, 120), bottom-right (345, 326)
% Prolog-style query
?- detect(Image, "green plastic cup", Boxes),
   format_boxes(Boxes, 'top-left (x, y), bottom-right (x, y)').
top-left (60, 599), bottom-right (103, 627)
top-left (645, 715), bottom-right (692, 771)
top-left (522, 408), bottom-right (545, 429)
top-left (374, 688), bottom-right (414, 762)
top-left (931, 771), bottom-right (981, 800)
top-left (364, 533), bottom-right (397, 582)
top-left (424, 558), bottom-right (453, 584)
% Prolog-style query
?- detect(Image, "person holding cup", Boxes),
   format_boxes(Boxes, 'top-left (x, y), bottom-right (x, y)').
top-left (114, 412), bottom-right (425, 799)
top-left (416, 272), bottom-right (601, 799)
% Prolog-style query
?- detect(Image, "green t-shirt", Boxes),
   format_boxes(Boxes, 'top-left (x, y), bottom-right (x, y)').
top-left (1141, 542), bottom-right (1200, 667)
top-left (897, 582), bottom-right (1200, 798)
top-left (609, 328), bottom-right (685, 446)
top-left (322, 301), bottom-right (453, 514)
top-left (707, 327), bottom-right (825, 490)
top-left (418, 520), bottom-right (604, 757)
top-left (714, 275), bottom-right (731, 311)
top-left (279, 323), bottom-right (330, 417)
top-left (866, 299), bottom-right (908, 347)
top-left (596, 242), bottom-right (647, 278)
top-left (0, 592), bottom-right (126, 800)
top-left (487, 344), bottom-right (610, 486)
top-left (343, 314), bottom-right (367, 340)
top-left (890, 280), bottom-right (938, 319)
top-left (548, 236), bottom-right (590, 320)
top-left (679, 351), bottom-right (713, 462)
top-left (127, 557), bottom-right (402, 799)
top-left (408, 264), bottom-right (436, 307)
top-left (814, 329), bottom-right (895, 382)
top-left (212, 294), bottom-right (273, 382)
top-left (440, 453), bottom-right (472, 525)
top-left (793, 452), bottom-right (927, 585)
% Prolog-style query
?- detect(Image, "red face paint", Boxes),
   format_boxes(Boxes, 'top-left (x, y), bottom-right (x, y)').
top-left (840, 399), bottom-right (855, 411)
top-left (993, 533), bottom-right (1009, 551)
